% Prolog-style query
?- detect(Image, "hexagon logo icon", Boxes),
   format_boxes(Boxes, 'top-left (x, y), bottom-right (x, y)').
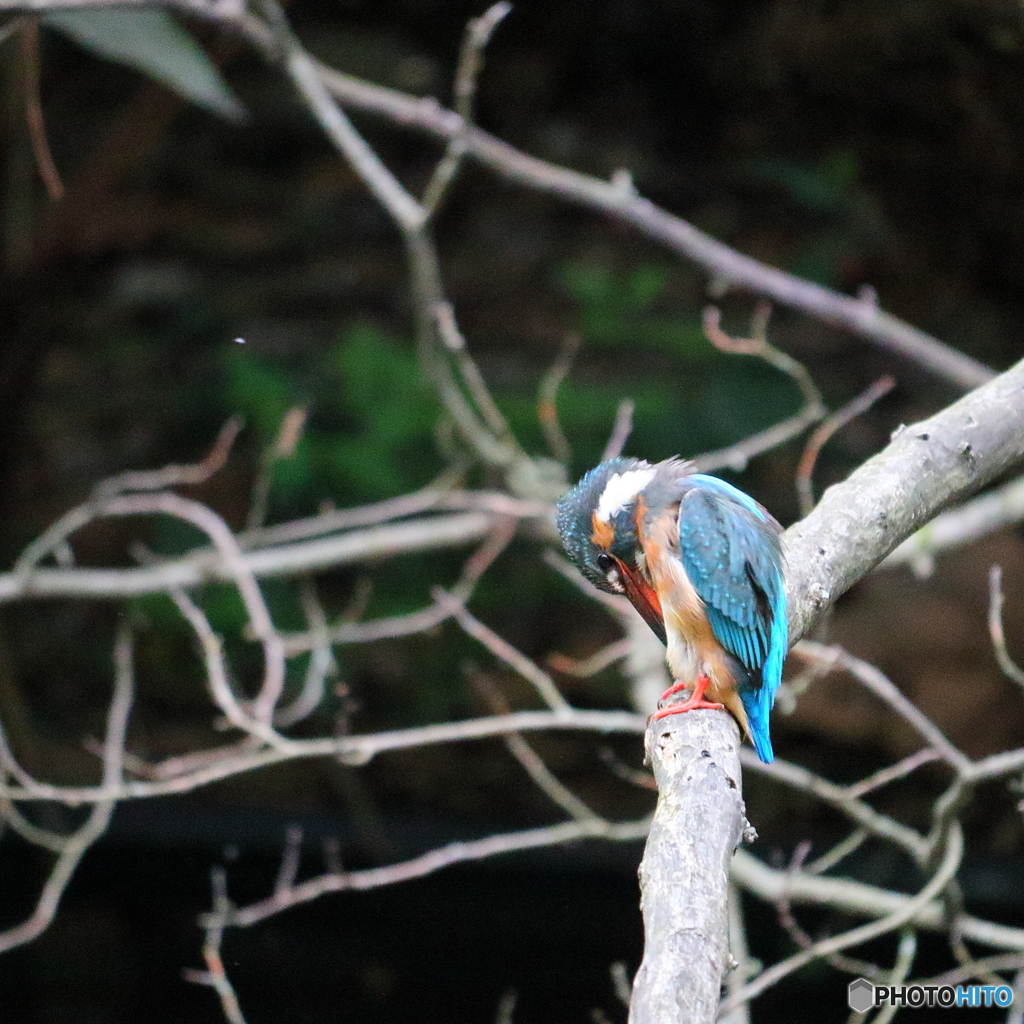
top-left (848, 978), bottom-right (875, 1013)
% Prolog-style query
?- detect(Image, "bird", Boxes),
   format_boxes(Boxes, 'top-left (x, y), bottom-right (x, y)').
top-left (555, 456), bottom-right (787, 763)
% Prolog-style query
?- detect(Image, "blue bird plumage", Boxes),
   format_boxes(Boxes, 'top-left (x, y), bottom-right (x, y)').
top-left (677, 475), bottom-right (787, 761)
top-left (555, 457), bottom-right (788, 762)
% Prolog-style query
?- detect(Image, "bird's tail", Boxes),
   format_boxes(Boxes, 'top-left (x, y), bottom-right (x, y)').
top-left (731, 658), bottom-right (775, 763)
top-left (745, 698), bottom-right (774, 763)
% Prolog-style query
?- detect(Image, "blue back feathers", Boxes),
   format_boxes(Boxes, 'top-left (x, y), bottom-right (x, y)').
top-left (678, 474), bottom-right (787, 762)
top-left (556, 458), bottom-right (787, 763)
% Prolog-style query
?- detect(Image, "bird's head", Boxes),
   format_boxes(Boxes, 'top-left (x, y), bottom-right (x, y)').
top-left (556, 456), bottom-right (689, 644)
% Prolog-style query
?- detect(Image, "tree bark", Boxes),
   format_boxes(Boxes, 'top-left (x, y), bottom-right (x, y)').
top-left (785, 356), bottom-right (1024, 640)
top-left (629, 708), bottom-right (749, 1024)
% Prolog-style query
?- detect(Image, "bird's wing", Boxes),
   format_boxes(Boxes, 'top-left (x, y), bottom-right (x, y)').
top-left (676, 475), bottom-right (786, 685)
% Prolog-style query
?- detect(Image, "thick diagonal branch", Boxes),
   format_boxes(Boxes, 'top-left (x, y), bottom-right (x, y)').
top-left (785, 357), bottom-right (1024, 641)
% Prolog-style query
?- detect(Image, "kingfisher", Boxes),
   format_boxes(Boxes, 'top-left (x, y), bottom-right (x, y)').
top-left (556, 457), bottom-right (787, 763)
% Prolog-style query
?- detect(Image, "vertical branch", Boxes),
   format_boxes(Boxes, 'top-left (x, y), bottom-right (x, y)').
top-left (19, 20), bottom-right (64, 200)
top-left (184, 866), bottom-right (249, 1024)
top-left (537, 332), bottom-right (581, 465)
top-left (246, 406), bottom-right (307, 531)
top-left (258, 0), bottom-right (523, 474)
top-left (795, 376), bottom-right (894, 517)
top-left (629, 709), bottom-right (748, 1024)
top-left (421, 1), bottom-right (511, 218)
top-left (0, 620), bottom-right (133, 953)
top-left (988, 565), bottom-right (1024, 692)
top-left (601, 398), bottom-right (635, 463)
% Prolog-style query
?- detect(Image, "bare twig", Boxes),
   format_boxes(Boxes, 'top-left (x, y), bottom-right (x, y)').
top-left (914, 952), bottom-right (1024, 989)
top-left (868, 930), bottom-right (918, 1024)
top-left (795, 375), bottom-right (895, 516)
top-left (538, 333), bottom-right (581, 465)
top-left (434, 299), bottom-right (514, 441)
top-left (805, 829), bottom-right (869, 875)
top-left (0, 622), bottom-right (133, 953)
top-left (704, 303), bottom-right (823, 412)
top-left (169, 585), bottom-right (289, 747)
top-left (796, 642), bottom-right (969, 773)
top-left (433, 588), bottom-right (572, 712)
top-left (20, 20), bottom-right (64, 200)
top-left (420, 1), bottom-right (511, 217)
top-left (235, 468), bottom-right (461, 547)
top-left (246, 406), bottom-right (307, 531)
top-left (92, 416), bottom-right (244, 501)
top-left (988, 565), bottom-right (1024, 691)
top-left (469, 667), bottom-right (599, 822)
top-left (742, 751), bottom-right (928, 861)
top-left (842, 747), bottom-right (942, 800)
top-left (730, 847), bottom-right (1024, 952)
top-left (773, 842), bottom-right (885, 982)
top-left (601, 398), bottom-right (635, 463)
top-left (692, 305), bottom-right (827, 473)
top-left (282, 513), bottom-right (514, 655)
top-left (208, 815), bottom-right (650, 929)
top-left (720, 825), bottom-right (963, 1013)
top-left (549, 639), bottom-right (631, 678)
top-left (184, 866), bottom-right (248, 1024)
top-left (272, 577), bottom-right (338, 727)
top-left (0, 708), bottom-right (648, 804)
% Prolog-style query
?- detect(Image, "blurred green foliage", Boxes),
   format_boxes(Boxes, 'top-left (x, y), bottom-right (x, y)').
top-left (225, 323), bottom-right (441, 512)
top-left (122, 273), bottom-right (805, 726)
top-left (742, 150), bottom-right (885, 288)
top-left (556, 261), bottom-right (803, 473)
top-left (558, 262), bottom-right (707, 353)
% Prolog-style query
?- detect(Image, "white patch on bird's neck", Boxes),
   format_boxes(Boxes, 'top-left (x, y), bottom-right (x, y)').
top-left (595, 467), bottom-right (656, 522)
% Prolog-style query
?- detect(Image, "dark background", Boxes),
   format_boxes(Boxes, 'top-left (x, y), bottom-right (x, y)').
top-left (2, 0), bottom-right (1024, 1020)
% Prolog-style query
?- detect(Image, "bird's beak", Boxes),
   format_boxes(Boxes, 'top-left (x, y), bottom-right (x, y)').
top-left (617, 561), bottom-right (666, 645)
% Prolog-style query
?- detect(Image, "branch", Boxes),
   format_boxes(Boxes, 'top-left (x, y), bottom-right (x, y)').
top-left (879, 474), bottom-right (1024, 575)
top-left (0, 623), bottom-right (133, 952)
top-left (304, 63), bottom-right (995, 390)
top-left (183, 867), bottom-right (249, 1024)
top-left (692, 304), bottom-right (827, 474)
top-left (629, 709), bottom-right (749, 1024)
top-left (785, 357), bottom-right (1024, 642)
top-left (729, 845), bottom-right (1024, 952)
top-left (210, 815), bottom-right (650, 929)
top-left (0, 709), bottom-right (647, 803)
top-left (0, 511), bottom-right (502, 603)
top-left (720, 825), bottom-right (963, 1012)
top-left (7, 0), bottom-right (987, 387)
top-left (795, 374), bottom-right (895, 517)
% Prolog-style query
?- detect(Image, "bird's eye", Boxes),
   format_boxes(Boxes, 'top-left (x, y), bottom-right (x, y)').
top-left (596, 554), bottom-right (615, 573)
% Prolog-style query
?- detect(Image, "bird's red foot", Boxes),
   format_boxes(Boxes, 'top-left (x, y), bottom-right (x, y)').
top-left (650, 675), bottom-right (724, 720)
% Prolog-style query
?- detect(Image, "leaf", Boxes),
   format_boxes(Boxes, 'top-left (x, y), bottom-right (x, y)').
top-left (43, 9), bottom-right (246, 123)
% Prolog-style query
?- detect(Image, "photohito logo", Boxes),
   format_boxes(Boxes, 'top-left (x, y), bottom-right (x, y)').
top-left (848, 978), bottom-right (1014, 1012)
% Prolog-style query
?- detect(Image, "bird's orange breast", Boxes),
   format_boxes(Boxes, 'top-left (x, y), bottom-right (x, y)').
top-left (641, 508), bottom-right (752, 738)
